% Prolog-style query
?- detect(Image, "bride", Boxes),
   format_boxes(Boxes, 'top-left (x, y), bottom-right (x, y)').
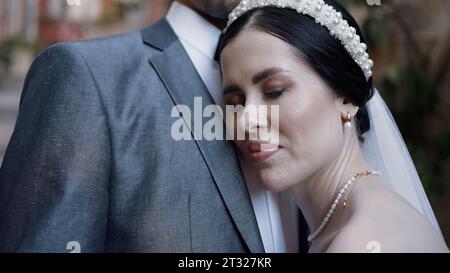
top-left (218, 0), bottom-right (448, 252)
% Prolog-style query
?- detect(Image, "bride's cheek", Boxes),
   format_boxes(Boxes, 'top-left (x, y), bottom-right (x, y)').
top-left (286, 102), bottom-right (323, 161)
top-left (282, 99), bottom-right (312, 139)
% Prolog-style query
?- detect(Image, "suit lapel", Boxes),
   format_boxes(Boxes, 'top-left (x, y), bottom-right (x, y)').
top-left (142, 19), bottom-right (264, 253)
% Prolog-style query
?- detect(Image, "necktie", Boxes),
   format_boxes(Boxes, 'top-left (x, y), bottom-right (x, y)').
top-left (214, 33), bottom-right (224, 62)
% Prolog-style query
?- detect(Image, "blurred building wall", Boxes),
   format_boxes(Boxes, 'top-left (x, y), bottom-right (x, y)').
top-left (0, 0), bottom-right (172, 45)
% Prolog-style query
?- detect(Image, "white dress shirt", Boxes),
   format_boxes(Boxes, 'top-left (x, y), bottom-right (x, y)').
top-left (166, 1), bottom-right (299, 253)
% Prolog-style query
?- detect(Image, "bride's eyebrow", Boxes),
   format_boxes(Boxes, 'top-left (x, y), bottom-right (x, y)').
top-left (252, 67), bottom-right (291, 85)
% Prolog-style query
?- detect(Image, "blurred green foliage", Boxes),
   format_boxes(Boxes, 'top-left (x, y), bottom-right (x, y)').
top-left (0, 35), bottom-right (45, 69)
top-left (100, 1), bottom-right (141, 24)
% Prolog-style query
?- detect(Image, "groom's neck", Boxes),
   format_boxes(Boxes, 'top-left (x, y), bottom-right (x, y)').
top-left (177, 0), bottom-right (227, 29)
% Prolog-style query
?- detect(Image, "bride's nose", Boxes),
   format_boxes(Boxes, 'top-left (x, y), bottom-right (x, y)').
top-left (237, 103), bottom-right (270, 141)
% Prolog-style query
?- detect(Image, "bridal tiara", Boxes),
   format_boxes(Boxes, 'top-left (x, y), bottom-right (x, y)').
top-left (224, 0), bottom-right (374, 80)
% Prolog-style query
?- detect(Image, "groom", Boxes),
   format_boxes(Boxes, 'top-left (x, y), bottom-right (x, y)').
top-left (0, 0), bottom-right (307, 252)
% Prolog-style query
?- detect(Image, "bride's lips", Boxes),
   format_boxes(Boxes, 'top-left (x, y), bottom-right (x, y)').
top-left (246, 141), bottom-right (280, 164)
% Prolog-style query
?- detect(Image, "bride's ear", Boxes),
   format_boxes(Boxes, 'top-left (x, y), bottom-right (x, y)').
top-left (334, 97), bottom-right (359, 117)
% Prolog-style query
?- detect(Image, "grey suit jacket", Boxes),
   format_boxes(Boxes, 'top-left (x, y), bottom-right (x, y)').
top-left (0, 19), bottom-right (270, 253)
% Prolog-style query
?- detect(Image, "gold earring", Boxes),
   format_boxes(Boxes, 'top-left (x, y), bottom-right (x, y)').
top-left (344, 112), bottom-right (352, 128)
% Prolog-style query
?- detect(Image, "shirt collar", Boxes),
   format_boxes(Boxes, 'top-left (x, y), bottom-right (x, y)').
top-left (166, 1), bottom-right (222, 61)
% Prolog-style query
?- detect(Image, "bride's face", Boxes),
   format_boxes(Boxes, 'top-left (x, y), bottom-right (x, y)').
top-left (221, 28), bottom-right (347, 192)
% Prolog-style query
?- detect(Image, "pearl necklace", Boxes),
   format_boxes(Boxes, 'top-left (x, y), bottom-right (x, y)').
top-left (307, 170), bottom-right (381, 242)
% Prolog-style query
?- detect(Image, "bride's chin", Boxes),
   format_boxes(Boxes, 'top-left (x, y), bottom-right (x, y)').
top-left (256, 168), bottom-right (292, 193)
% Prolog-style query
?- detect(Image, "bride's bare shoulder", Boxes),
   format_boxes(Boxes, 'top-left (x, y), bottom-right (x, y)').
top-left (326, 184), bottom-right (449, 253)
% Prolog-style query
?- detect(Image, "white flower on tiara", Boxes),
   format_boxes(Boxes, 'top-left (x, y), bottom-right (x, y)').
top-left (224, 0), bottom-right (374, 80)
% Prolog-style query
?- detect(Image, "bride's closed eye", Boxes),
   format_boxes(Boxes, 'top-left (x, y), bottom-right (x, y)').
top-left (224, 86), bottom-right (289, 105)
top-left (264, 88), bottom-right (287, 98)
top-left (261, 73), bottom-right (294, 100)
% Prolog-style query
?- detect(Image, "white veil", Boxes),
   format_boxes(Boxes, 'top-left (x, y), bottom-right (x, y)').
top-left (362, 88), bottom-right (443, 236)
